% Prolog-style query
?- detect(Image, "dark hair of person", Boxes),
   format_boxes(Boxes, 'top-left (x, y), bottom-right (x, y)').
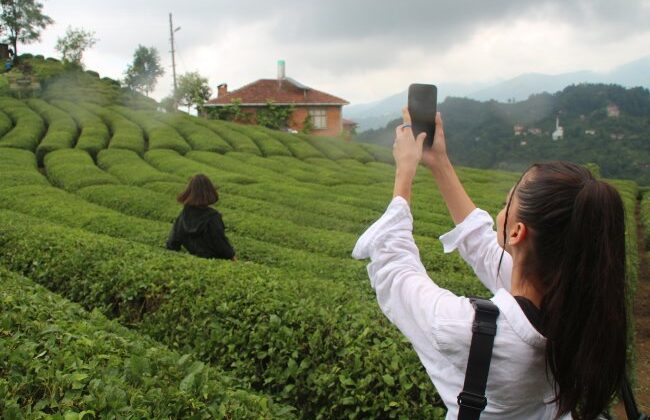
top-left (498, 161), bottom-right (627, 419)
top-left (177, 174), bottom-right (219, 207)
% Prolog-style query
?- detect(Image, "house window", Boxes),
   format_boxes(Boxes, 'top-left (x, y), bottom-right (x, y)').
top-left (309, 109), bottom-right (327, 129)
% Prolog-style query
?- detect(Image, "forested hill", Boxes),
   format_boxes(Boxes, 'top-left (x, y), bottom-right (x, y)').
top-left (357, 84), bottom-right (650, 185)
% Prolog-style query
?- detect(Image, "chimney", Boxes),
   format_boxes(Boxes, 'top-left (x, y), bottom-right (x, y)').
top-left (217, 83), bottom-right (228, 97)
top-left (277, 59), bottom-right (285, 81)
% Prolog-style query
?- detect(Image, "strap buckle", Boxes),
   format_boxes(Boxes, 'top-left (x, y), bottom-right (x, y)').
top-left (457, 391), bottom-right (487, 411)
top-left (471, 299), bottom-right (499, 336)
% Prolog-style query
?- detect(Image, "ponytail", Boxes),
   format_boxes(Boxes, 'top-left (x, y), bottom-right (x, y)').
top-left (513, 162), bottom-right (627, 419)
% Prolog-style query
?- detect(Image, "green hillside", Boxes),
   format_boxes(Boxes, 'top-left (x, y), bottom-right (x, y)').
top-left (358, 84), bottom-right (650, 185)
top-left (0, 57), bottom-right (641, 418)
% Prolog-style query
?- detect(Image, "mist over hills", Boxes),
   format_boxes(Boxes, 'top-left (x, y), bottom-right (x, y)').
top-left (346, 55), bottom-right (650, 131)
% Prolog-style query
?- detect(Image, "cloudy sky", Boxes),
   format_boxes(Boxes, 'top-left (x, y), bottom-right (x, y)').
top-left (27, 0), bottom-right (650, 105)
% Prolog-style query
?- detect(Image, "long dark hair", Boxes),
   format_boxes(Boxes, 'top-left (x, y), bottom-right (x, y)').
top-left (502, 161), bottom-right (627, 419)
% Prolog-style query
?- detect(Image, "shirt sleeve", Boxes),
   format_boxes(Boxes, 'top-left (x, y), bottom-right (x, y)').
top-left (438, 208), bottom-right (512, 293)
top-left (209, 213), bottom-right (236, 259)
top-left (166, 217), bottom-right (182, 251)
top-left (352, 196), bottom-right (467, 361)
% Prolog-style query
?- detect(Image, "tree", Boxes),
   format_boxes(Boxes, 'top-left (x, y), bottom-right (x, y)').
top-left (123, 45), bottom-right (164, 96)
top-left (176, 71), bottom-right (211, 113)
top-left (54, 26), bottom-right (97, 67)
top-left (159, 95), bottom-right (177, 113)
top-left (0, 0), bottom-right (53, 57)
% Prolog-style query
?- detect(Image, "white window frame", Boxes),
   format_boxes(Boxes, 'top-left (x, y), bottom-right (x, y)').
top-left (309, 108), bottom-right (327, 130)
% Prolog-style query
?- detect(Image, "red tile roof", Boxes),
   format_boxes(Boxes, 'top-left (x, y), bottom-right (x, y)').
top-left (206, 78), bottom-right (349, 106)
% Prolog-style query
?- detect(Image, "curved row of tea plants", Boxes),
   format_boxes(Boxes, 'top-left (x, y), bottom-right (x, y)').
top-left (112, 106), bottom-right (191, 154)
top-left (45, 149), bottom-right (119, 191)
top-left (50, 100), bottom-right (110, 157)
top-left (27, 98), bottom-right (78, 165)
top-left (153, 111), bottom-right (233, 153)
top-left (85, 103), bottom-right (145, 154)
top-left (0, 267), bottom-right (295, 419)
top-left (0, 96), bottom-right (45, 151)
top-left (0, 210), bottom-right (444, 419)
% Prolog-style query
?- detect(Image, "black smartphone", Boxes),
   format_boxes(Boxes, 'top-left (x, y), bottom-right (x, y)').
top-left (407, 83), bottom-right (437, 148)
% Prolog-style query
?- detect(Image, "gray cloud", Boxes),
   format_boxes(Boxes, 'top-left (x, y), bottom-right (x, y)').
top-left (35, 0), bottom-right (650, 102)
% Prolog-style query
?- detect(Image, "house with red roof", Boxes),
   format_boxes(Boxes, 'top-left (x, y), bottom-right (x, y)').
top-left (203, 61), bottom-right (350, 137)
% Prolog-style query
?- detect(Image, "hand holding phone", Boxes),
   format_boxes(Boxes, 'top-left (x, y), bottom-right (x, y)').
top-left (408, 83), bottom-right (437, 148)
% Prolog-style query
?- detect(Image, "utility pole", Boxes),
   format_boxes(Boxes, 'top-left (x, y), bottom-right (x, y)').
top-left (169, 13), bottom-right (180, 98)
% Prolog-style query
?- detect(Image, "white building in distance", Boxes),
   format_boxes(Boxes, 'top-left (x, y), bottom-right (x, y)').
top-left (552, 115), bottom-right (564, 141)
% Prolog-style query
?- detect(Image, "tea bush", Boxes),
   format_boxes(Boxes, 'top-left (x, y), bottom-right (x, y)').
top-left (0, 96), bottom-right (45, 151)
top-left (50, 100), bottom-right (110, 157)
top-left (0, 268), bottom-right (295, 419)
top-left (27, 98), bottom-right (78, 164)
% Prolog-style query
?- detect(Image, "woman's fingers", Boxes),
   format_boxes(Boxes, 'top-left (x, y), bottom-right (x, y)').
top-left (415, 132), bottom-right (426, 149)
top-left (434, 112), bottom-right (444, 138)
top-left (402, 107), bottom-right (412, 124)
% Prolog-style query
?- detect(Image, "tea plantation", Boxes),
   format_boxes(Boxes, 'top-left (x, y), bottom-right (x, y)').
top-left (0, 58), bottom-right (641, 419)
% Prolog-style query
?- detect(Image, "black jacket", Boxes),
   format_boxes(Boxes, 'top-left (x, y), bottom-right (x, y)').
top-left (166, 206), bottom-right (235, 260)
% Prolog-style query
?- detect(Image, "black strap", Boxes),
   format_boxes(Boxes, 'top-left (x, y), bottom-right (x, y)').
top-left (457, 298), bottom-right (500, 420)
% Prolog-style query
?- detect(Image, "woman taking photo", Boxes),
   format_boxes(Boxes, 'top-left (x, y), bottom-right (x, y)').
top-left (353, 109), bottom-right (627, 419)
top-left (167, 174), bottom-right (236, 261)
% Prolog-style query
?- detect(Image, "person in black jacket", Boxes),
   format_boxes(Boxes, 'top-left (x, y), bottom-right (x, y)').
top-left (166, 174), bottom-right (236, 260)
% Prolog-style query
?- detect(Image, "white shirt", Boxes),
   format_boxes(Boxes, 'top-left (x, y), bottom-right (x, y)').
top-left (352, 196), bottom-right (569, 419)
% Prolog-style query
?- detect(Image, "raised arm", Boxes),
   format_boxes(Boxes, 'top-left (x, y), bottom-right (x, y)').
top-left (419, 110), bottom-right (512, 292)
top-left (419, 110), bottom-right (476, 224)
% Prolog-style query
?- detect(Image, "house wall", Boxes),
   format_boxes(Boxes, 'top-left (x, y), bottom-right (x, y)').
top-left (289, 106), bottom-right (342, 137)
top-left (211, 105), bottom-right (344, 137)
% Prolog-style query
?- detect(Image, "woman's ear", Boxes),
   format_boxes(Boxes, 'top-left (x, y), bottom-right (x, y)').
top-left (508, 222), bottom-right (527, 246)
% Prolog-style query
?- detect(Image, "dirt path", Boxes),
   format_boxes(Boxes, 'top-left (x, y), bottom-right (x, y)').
top-left (612, 201), bottom-right (649, 419)
top-left (631, 201), bottom-right (649, 413)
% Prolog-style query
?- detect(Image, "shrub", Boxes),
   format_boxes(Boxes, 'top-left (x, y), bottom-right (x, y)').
top-left (0, 97), bottom-right (46, 151)
top-left (260, 127), bottom-right (324, 160)
top-left (155, 112), bottom-right (232, 153)
top-left (187, 151), bottom-right (289, 183)
top-left (82, 103), bottom-right (145, 154)
top-left (112, 106), bottom-right (191, 154)
top-left (193, 118), bottom-right (263, 155)
top-left (27, 98), bottom-right (78, 165)
top-left (297, 134), bottom-right (347, 160)
top-left (144, 149), bottom-right (257, 185)
top-left (0, 268), bottom-right (295, 418)
top-left (227, 123), bottom-right (292, 157)
top-left (97, 148), bottom-right (182, 185)
top-left (0, 109), bottom-right (12, 138)
top-left (316, 136), bottom-right (375, 163)
top-left (642, 194), bottom-right (650, 250)
top-left (50, 100), bottom-right (110, 157)
top-left (44, 149), bottom-right (119, 191)
top-left (0, 210), bottom-right (444, 419)
top-left (0, 149), bottom-right (49, 188)
top-left (359, 142), bottom-right (394, 164)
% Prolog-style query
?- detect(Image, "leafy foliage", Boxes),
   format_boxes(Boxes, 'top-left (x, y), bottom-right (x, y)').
top-left (0, 0), bottom-right (53, 56)
top-left (0, 73), bottom-right (642, 418)
top-left (176, 71), bottom-right (212, 112)
top-left (54, 26), bottom-right (98, 67)
top-left (358, 84), bottom-right (650, 185)
top-left (256, 100), bottom-right (295, 130)
top-left (0, 268), bottom-right (296, 418)
top-left (123, 45), bottom-right (164, 96)
top-left (27, 98), bottom-right (77, 164)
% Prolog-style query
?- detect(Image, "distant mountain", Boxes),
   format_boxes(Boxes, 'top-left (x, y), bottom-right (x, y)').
top-left (346, 55), bottom-right (650, 131)
top-left (356, 83), bottom-right (650, 185)
top-left (467, 71), bottom-right (599, 102)
top-left (345, 82), bottom-right (487, 131)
